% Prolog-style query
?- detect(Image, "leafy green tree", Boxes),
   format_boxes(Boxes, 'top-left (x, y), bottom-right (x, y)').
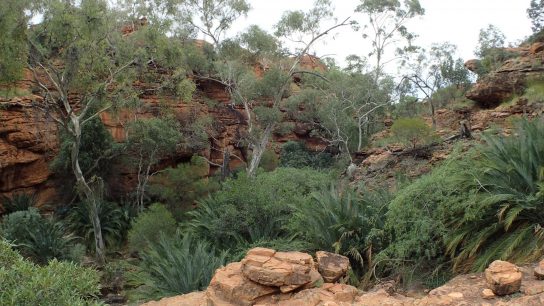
top-left (287, 67), bottom-right (392, 155)
top-left (402, 43), bottom-right (470, 126)
top-left (126, 118), bottom-right (182, 211)
top-left (475, 24), bottom-right (505, 56)
top-left (528, 0), bottom-right (544, 33)
top-left (355, 0), bottom-right (425, 80)
top-left (201, 0), bottom-right (349, 177)
top-left (2, 0), bottom-right (196, 264)
top-left (148, 156), bottom-right (218, 219)
top-left (391, 117), bottom-right (434, 149)
top-left (127, 203), bottom-right (177, 254)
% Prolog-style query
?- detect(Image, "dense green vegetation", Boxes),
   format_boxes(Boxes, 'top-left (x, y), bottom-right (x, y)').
top-left (0, 240), bottom-right (102, 305)
top-left (1, 0), bottom-right (544, 304)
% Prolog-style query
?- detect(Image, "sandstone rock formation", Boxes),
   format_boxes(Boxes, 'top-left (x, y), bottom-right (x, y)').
top-left (143, 248), bottom-right (358, 306)
top-left (466, 42), bottom-right (544, 107)
top-left (0, 61), bottom-right (327, 208)
top-left (143, 257), bottom-right (544, 306)
top-left (535, 260), bottom-right (544, 280)
top-left (484, 260), bottom-right (522, 296)
top-left (316, 251), bottom-right (350, 283)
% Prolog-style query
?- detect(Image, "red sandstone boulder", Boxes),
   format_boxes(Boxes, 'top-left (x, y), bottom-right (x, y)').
top-left (485, 260), bottom-right (522, 296)
top-left (316, 251), bottom-right (350, 283)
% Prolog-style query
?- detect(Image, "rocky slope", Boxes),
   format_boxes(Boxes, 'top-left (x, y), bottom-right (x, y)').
top-left (141, 248), bottom-right (544, 306)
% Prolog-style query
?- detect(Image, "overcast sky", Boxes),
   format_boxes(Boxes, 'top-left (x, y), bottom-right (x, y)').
top-left (220, 0), bottom-right (533, 69)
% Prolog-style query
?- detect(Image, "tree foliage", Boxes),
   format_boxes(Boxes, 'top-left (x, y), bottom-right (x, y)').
top-left (391, 117), bottom-right (434, 149)
top-left (528, 0), bottom-right (544, 33)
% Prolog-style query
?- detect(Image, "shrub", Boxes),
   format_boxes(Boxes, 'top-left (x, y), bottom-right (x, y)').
top-left (149, 156), bottom-right (219, 219)
top-left (127, 203), bottom-right (177, 254)
top-left (391, 117), bottom-right (434, 149)
top-left (447, 119), bottom-right (544, 272)
top-left (1, 208), bottom-right (75, 264)
top-left (0, 240), bottom-right (102, 305)
top-left (381, 151), bottom-right (477, 276)
top-left (185, 168), bottom-right (331, 250)
top-left (127, 233), bottom-right (226, 302)
top-left (288, 186), bottom-right (391, 275)
top-left (65, 200), bottom-right (130, 252)
top-left (523, 78), bottom-right (544, 104)
top-left (0, 193), bottom-right (36, 214)
top-left (259, 149), bottom-right (279, 172)
top-left (279, 141), bottom-right (333, 169)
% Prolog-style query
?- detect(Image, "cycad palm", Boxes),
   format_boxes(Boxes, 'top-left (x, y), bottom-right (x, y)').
top-left (289, 185), bottom-right (390, 273)
top-left (447, 119), bottom-right (544, 272)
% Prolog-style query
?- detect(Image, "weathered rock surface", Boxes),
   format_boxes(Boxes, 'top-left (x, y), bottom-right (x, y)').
top-left (241, 248), bottom-right (316, 290)
top-left (316, 251), bottom-right (350, 283)
top-left (143, 258), bottom-right (544, 306)
top-left (142, 248), bottom-right (359, 306)
top-left (0, 60), bottom-right (328, 208)
top-left (485, 260), bottom-right (522, 296)
top-left (534, 260), bottom-right (544, 280)
top-left (466, 42), bottom-right (544, 107)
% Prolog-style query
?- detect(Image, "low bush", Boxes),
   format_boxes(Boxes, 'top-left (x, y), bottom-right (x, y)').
top-left (149, 156), bottom-right (219, 220)
top-left (288, 186), bottom-right (391, 276)
top-left (65, 200), bottom-right (130, 252)
top-left (0, 193), bottom-right (36, 214)
top-left (127, 203), bottom-right (177, 254)
top-left (1, 208), bottom-right (76, 264)
top-left (127, 233), bottom-right (226, 302)
top-left (391, 117), bottom-right (435, 149)
top-left (185, 168), bottom-right (331, 251)
top-left (279, 141), bottom-right (333, 169)
top-left (0, 240), bottom-right (102, 305)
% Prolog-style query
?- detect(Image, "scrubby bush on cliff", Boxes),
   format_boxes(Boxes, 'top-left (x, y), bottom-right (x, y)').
top-left (0, 240), bottom-right (102, 305)
top-left (127, 203), bottom-right (177, 254)
top-left (288, 185), bottom-right (391, 276)
top-left (391, 117), bottom-right (435, 149)
top-left (127, 233), bottom-right (226, 302)
top-left (185, 168), bottom-right (331, 251)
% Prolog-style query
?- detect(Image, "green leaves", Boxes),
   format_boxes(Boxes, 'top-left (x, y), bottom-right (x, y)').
top-left (127, 232), bottom-right (226, 302)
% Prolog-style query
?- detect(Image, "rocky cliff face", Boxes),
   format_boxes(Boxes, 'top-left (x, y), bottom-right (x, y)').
top-left (0, 64), bottom-right (325, 208)
top-left (465, 42), bottom-right (544, 107)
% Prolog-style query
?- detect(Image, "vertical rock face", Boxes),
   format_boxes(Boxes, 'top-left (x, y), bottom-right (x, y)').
top-left (465, 42), bottom-right (544, 107)
top-left (0, 68), bottom-right (327, 208)
top-left (0, 95), bottom-right (59, 207)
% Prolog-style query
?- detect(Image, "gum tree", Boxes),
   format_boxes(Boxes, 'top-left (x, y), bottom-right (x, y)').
top-left (0, 0), bottom-right (194, 264)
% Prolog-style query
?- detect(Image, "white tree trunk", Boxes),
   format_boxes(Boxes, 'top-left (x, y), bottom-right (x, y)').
top-left (247, 124), bottom-right (273, 178)
top-left (70, 115), bottom-right (106, 265)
